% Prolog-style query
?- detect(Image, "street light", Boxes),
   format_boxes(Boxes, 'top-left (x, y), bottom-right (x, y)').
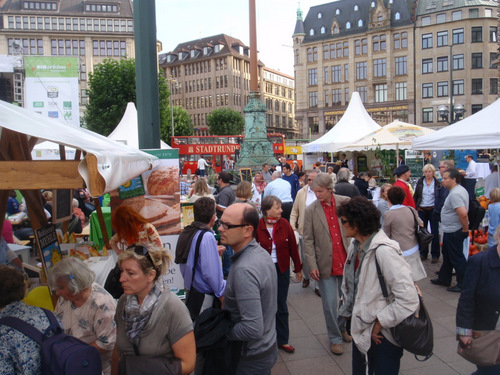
top-left (168, 76), bottom-right (180, 139)
top-left (437, 103), bottom-right (465, 123)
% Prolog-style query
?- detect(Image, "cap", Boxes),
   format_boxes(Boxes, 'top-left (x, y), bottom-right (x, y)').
top-left (393, 165), bottom-right (410, 176)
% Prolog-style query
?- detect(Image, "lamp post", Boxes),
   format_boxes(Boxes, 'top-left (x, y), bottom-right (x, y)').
top-left (168, 76), bottom-right (179, 139)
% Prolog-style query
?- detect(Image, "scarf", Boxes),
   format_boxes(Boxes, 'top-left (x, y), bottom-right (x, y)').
top-left (264, 217), bottom-right (279, 224)
top-left (253, 175), bottom-right (267, 194)
top-left (175, 221), bottom-right (211, 264)
top-left (123, 281), bottom-right (163, 346)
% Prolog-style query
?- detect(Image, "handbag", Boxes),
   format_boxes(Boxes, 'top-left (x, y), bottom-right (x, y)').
top-left (374, 252), bottom-right (434, 360)
top-left (118, 350), bottom-right (181, 375)
top-left (408, 207), bottom-right (434, 250)
top-left (457, 330), bottom-right (500, 367)
top-left (185, 230), bottom-right (210, 321)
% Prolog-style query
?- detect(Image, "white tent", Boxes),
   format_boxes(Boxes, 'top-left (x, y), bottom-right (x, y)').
top-left (108, 102), bottom-right (171, 149)
top-left (32, 140), bottom-right (77, 160)
top-left (0, 99), bottom-right (159, 196)
top-left (412, 98), bottom-right (500, 150)
top-left (340, 121), bottom-right (435, 151)
top-left (302, 92), bottom-right (381, 153)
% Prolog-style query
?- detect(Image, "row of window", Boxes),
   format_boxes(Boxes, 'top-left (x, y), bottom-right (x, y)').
top-left (420, 8), bottom-right (494, 26)
top-left (421, 53), bottom-right (498, 73)
top-left (309, 12), bottom-right (402, 36)
top-left (7, 15), bottom-right (133, 33)
top-left (84, 4), bottom-right (119, 13)
top-left (421, 26), bottom-right (497, 48)
top-left (22, 1), bottom-right (57, 10)
top-left (421, 78), bottom-right (498, 98)
top-left (265, 99), bottom-right (293, 113)
top-left (264, 83), bottom-right (293, 99)
top-left (422, 104), bottom-right (484, 123)
top-left (266, 114), bottom-right (294, 129)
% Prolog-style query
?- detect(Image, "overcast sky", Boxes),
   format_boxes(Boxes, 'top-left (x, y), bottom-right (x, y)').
top-left (155, 0), bottom-right (328, 77)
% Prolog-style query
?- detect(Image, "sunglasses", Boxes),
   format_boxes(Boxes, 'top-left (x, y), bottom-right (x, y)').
top-left (219, 220), bottom-right (250, 230)
top-left (127, 244), bottom-right (155, 268)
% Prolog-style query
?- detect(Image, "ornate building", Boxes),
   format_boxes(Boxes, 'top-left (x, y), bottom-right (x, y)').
top-left (159, 34), bottom-right (297, 138)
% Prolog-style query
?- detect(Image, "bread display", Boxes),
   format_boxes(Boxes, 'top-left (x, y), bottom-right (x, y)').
top-left (147, 166), bottom-right (179, 196)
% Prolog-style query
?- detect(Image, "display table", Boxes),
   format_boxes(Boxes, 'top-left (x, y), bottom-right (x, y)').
top-left (8, 243), bottom-right (31, 263)
top-left (89, 207), bottom-right (112, 249)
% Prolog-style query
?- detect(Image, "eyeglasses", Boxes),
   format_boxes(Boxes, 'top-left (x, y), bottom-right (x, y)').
top-left (219, 221), bottom-right (250, 230)
top-left (438, 166), bottom-right (446, 169)
top-left (340, 218), bottom-right (349, 225)
top-left (127, 244), bottom-right (155, 268)
top-left (307, 179), bottom-right (313, 181)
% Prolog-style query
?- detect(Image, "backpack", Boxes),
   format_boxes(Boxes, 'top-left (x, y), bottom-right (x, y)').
top-left (468, 198), bottom-right (485, 231)
top-left (0, 308), bottom-right (101, 375)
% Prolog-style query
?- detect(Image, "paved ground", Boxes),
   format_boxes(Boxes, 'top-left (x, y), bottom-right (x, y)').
top-left (272, 259), bottom-right (477, 375)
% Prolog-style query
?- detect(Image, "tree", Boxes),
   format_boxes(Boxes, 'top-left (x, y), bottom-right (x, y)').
top-left (207, 108), bottom-right (245, 135)
top-left (160, 106), bottom-right (194, 144)
top-left (83, 58), bottom-right (170, 137)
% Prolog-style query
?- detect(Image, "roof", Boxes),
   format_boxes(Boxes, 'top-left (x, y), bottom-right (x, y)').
top-left (0, 0), bottom-right (134, 18)
top-left (416, 0), bottom-right (497, 16)
top-left (302, 0), bottom-right (414, 43)
top-left (293, 6), bottom-right (306, 35)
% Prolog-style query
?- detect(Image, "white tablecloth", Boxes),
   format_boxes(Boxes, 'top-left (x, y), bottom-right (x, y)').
top-left (84, 252), bottom-right (117, 286)
top-left (476, 162), bottom-right (491, 180)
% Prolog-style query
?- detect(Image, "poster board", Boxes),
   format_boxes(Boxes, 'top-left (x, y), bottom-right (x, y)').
top-left (52, 189), bottom-right (72, 223)
top-left (35, 224), bottom-right (63, 274)
top-left (239, 168), bottom-right (252, 182)
top-left (181, 203), bottom-right (194, 227)
top-left (405, 150), bottom-right (424, 178)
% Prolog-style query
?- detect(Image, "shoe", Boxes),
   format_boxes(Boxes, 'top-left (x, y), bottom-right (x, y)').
top-left (330, 343), bottom-right (343, 355)
top-left (420, 255), bottom-right (428, 261)
top-left (278, 344), bottom-right (295, 353)
top-left (447, 285), bottom-right (462, 293)
top-left (431, 258), bottom-right (439, 264)
top-left (341, 330), bottom-right (352, 342)
top-left (302, 278), bottom-right (310, 288)
top-left (315, 288), bottom-right (321, 297)
top-left (430, 278), bottom-right (451, 287)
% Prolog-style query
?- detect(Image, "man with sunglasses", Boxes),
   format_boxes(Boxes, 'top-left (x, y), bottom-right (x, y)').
top-left (219, 203), bottom-right (278, 374)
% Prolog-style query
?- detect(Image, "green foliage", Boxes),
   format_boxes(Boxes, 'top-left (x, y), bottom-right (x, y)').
top-left (160, 106), bottom-right (194, 145)
top-left (83, 58), bottom-right (170, 138)
top-left (207, 108), bottom-right (245, 135)
top-left (374, 145), bottom-right (396, 177)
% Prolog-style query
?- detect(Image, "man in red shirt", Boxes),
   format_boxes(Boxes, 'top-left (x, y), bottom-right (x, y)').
top-left (303, 173), bottom-right (352, 355)
top-left (393, 165), bottom-right (416, 208)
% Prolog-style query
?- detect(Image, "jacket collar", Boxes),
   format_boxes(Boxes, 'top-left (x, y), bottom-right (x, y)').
top-left (487, 245), bottom-right (500, 268)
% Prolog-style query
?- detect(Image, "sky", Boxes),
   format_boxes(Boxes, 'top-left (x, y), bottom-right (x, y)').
top-left (155, 0), bottom-right (329, 77)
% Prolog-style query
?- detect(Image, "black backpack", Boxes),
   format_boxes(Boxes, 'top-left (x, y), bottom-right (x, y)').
top-left (0, 308), bottom-right (101, 375)
top-left (468, 198), bottom-right (485, 231)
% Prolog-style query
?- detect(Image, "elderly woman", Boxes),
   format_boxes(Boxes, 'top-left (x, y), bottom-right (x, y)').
top-left (188, 179), bottom-right (215, 203)
top-left (112, 244), bottom-right (195, 375)
top-left (383, 186), bottom-right (427, 282)
top-left (0, 266), bottom-right (55, 374)
top-left (338, 196), bottom-right (419, 374)
top-left (456, 226), bottom-right (500, 375)
top-left (256, 195), bottom-right (302, 353)
top-left (413, 163), bottom-right (441, 262)
top-left (377, 183), bottom-right (392, 225)
top-left (49, 257), bottom-right (117, 375)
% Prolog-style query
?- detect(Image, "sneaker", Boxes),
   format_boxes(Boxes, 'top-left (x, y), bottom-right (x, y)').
top-left (330, 343), bottom-right (343, 355)
top-left (341, 330), bottom-right (352, 342)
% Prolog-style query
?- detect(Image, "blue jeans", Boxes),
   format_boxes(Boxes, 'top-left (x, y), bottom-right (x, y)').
top-left (275, 263), bottom-right (290, 346)
top-left (352, 336), bottom-right (403, 375)
top-left (438, 230), bottom-right (467, 287)
top-left (318, 275), bottom-right (345, 344)
top-left (418, 209), bottom-right (441, 259)
top-left (474, 364), bottom-right (500, 375)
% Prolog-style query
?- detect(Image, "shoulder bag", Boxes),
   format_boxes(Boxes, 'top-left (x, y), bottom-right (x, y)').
top-left (408, 207), bottom-right (433, 251)
top-left (185, 230), bottom-right (210, 321)
top-left (374, 251), bottom-right (434, 361)
top-left (118, 346), bottom-right (181, 375)
top-left (457, 330), bottom-right (500, 367)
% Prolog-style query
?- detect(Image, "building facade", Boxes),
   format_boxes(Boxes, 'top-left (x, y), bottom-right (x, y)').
top-left (0, 0), bottom-right (135, 120)
top-left (159, 34), bottom-right (298, 138)
top-left (294, 0), bottom-right (498, 139)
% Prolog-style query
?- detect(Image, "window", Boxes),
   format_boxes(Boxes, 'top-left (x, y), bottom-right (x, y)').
top-left (332, 65), bottom-right (341, 82)
top-left (313, 47), bottom-right (318, 61)
top-left (373, 58), bottom-right (386, 77)
top-left (344, 64), bottom-right (349, 81)
top-left (422, 33), bottom-right (433, 49)
top-left (437, 57), bottom-right (448, 72)
top-left (395, 56), bottom-right (407, 75)
top-left (453, 28), bottom-right (464, 44)
top-left (490, 27), bottom-right (498, 42)
top-left (356, 86), bottom-right (367, 102)
top-left (422, 83), bottom-right (433, 98)
top-left (471, 53), bottom-right (482, 68)
top-left (490, 78), bottom-right (498, 94)
top-left (356, 62), bottom-right (367, 80)
top-left (422, 58), bottom-right (433, 74)
top-left (395, 12), bottom-right (400, 20)
top-left (325, 90), bottom-right (329, 106)
top-left (469, 8), bottom-right (479, 18)
top-left (324, 67), bottom-right (329, 83)
top-left (437, 81), bottom-right (448, 97)
top-left (318, 12), bottom-right (323, 18)
top-left (437, 31), bottom-right (448, 47)
top-left (453, 54), bottom-right (464, 70)
top-left (355, 39), bottom-right (361, 55)
top-left (422, 108), bottom-right (433, 123)
top-left (358, 19), bottom-right (363, 27)
top-left (453, 79), bottom-right (464, 95)
top-left (343, 41), bottom-right (349, 57)
top-left (421, 16), bottom-right (431, 26)
top-left (330, 43), bottom-right (336, 59)
top-left (310, 29), bottom-right (315, 36)
top-left (436, 13), bottom-right (446, 23)
top-left (395, 82), bottom-right (407, 101)
top-left (323, 45), bottom-right (329, 60)
top-left (320, 26), bottom-right (326, 34)
top-left (309, 92), bottom-right (318, 107)
top-left (471, 104), bottom-right (482, 114)
top-left (373, 34), bottom-right (386, 52)
top-left (490, 53), bottom-right (498, 69)
top-left (471, 27), bottom-right (482, 42)
top-left (374, 84), bottom-right (387, 102)
top-left (362, 38), bottom-right (368, 54)
top-left (307, 48), bottom-right (313, 62)
top-left (308, 68), bottom-right (318, 85)
top-left (471, 78), bottom-right (482, 94)
top-left (332, 89), bottom-right (342, 105)
top-left (336, 42), bottom-right (343, 58)
top-left (345, 88), bottom-right (350, 104)
top-left (346, 21), bottom-right (351, 29)
top-left (354, 4), bottom-right (359, 11)
top-left (309, 116), bottom-right (319, 133)
top-left (452, 10), bottom-right (462, 21)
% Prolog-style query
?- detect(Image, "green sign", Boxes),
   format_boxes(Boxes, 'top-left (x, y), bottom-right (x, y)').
top-left (405, 150), bottom-right (424, 178)
top-left (24, 56), bottom-right (79, 78)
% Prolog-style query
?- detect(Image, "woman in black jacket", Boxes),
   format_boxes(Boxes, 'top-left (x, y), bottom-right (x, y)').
top-left (413, 164), bottom-right (442, 263)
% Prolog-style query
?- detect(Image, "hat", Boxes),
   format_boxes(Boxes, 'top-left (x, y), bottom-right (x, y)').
top-left (292, 160), bottom-right (298, 164)
top-left (393, 164), bottom-right (410, 176)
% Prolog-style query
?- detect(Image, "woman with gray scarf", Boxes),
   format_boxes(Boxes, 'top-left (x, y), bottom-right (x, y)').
top-left (111, 244), bottom-right (195, 375)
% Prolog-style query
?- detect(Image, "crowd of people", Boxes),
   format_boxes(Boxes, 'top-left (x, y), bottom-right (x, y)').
top-left (1, 154), bottom-right (499, 375)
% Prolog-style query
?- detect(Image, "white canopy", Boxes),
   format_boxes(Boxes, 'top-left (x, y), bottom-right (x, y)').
top-left (0, 99), bottom-right (159, 196)
top-left (412, 98), bottom-right (500, 150)
top-left (302, 92), bottom-right (381, 153)
top-left (108, 102), bottom-right (171, 149)
top-left (340, 120), bottom-right (435, 151)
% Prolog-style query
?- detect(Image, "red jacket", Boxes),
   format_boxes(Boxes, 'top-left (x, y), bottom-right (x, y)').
top-left (394, 179), bottom-right (416, 208)
top-left (256, 218), bottom-right (303, 274)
